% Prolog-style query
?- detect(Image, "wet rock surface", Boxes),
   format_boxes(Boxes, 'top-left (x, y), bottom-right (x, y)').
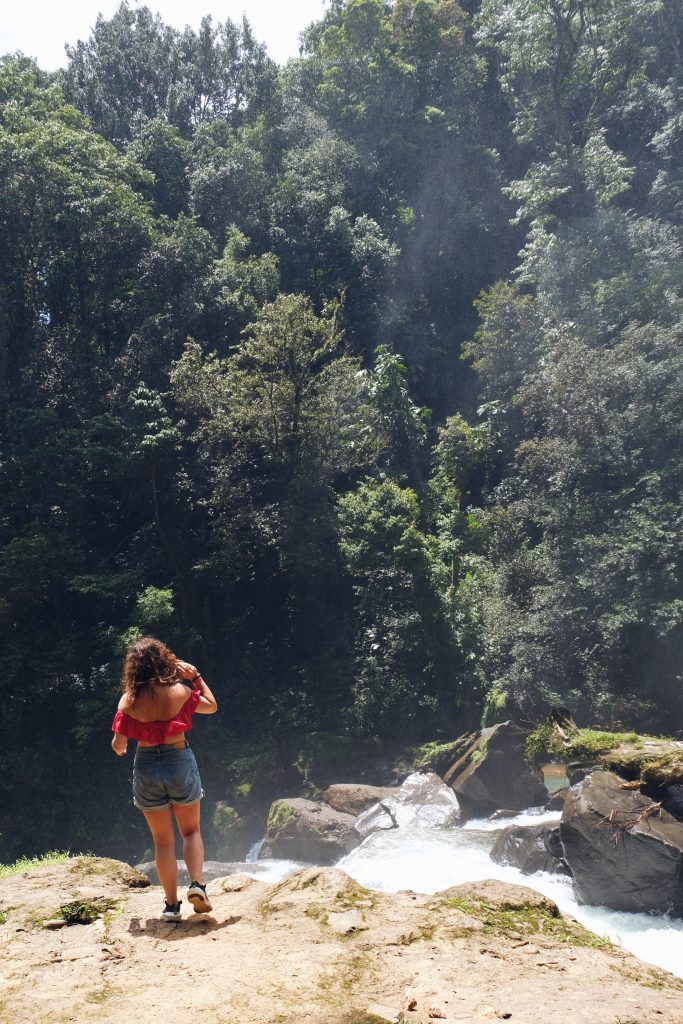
top-left (445, 722), bottom-right (548, 818)
top-left (490, 823), bottom-right (570, 876)
top-left (353, 771), bottom-right (461, 840)
top-left (560, 770), bottom-right (683, 916)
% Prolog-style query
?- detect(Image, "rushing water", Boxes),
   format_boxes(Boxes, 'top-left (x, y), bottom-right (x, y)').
top-left (246, 804), bottom-right (683, 980)
top-left (337, 810), bottom-right (683, 980)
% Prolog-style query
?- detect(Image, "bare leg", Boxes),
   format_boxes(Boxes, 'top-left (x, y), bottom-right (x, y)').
top-left (143, 807), bottom-right (177, 903)
top-left (173, 801), bottom-right (204, 883)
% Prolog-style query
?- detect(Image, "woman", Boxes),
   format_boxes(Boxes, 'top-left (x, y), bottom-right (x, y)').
top-left (111, 636), bottom-right (218, 921)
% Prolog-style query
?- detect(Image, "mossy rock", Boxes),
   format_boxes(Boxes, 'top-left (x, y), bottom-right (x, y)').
top-left (67, 857), bottom-right (150, 888)
top-left (436, 880), bottom-right (613, 951)
top-left (526, 726), bottom-right (683, 789)
top-left (409, 734), bottom-right (475, 775)
top-left (266, 799), bottom-right (297, 840)
top-left (213, 804), bottom-right (240, 831)
top-left (53, 896), bottom-right (120, 925)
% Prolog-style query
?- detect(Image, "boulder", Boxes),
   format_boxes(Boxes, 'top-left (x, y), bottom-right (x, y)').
top-left (353, 771), bottom-right (460, 840)
top-left (445, 722), bottom-right (548, 818)
top-left (546, 788), bottom-right (569, 811)
top-left (260, 798), bottom-right (359, 864)
top-left (662, 785), bottom-right (683, 821)
top-left (354, 801), bottom-right (397, 841)
top-left (490, 824), bottom-right (570, 876)
top-left (323, 783), bottom-right (399, 817)
top-left (560, 771), bottom-right (683, 916)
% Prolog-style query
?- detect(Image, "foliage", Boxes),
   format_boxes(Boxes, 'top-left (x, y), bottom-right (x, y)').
top-left (0, 1), bottom-right (681, 859)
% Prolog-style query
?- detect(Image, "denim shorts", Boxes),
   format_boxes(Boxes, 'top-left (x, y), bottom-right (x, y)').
top-left (133, 743), bottom-right (204, 811)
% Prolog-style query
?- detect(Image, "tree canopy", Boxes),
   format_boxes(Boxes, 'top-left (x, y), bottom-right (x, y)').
top-left (1, 0), bottom-right (680, 860)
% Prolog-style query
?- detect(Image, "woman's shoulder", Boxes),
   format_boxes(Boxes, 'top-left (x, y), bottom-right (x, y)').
top-left (117, 691), bottom-right (135, 713)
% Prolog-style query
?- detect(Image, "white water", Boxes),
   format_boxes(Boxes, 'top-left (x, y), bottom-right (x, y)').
top-left (246, 806), bottom-right (683, 979)
top-left (338, 811), bottom-right (683, 979)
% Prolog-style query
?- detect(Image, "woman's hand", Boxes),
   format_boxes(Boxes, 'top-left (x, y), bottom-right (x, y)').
top-left (176, 658), bottom-right (198, 680)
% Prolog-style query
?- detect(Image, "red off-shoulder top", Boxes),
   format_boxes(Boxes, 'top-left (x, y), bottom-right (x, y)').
top-left (112, 685), bottom-right (202, 744)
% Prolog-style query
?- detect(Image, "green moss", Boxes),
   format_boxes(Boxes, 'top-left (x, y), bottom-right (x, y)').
top-left (68, 856), bottom-right (150, 887)
top-left (526, 726), bottom-right (655, 765)
top-left (610, 963), bottom-right (683, 993)
top-left (444, 895), bottom-right (614, 951)
top-left (0, 851), bottom-right (70, 879)
top-left (266, 800), bottom-right (296, 839)
top-left (568, 730), bottom-right (643, 759)
top-left (604, 747), bottom-right (683, 787)
top-left (640, 751), bottom-right (683, 786)
top-left (481, 685), bottom-right (509, 728)
top-left (54, 897), bottom-right (119, 925)
top-left (85, 983), bottom-right (119, 1004)
top-left (525, 723), bottom-right (565, 762)
top-left (213, 805), bottom-right (240, 830)
top-left (526, 725), bottom-right (683, 788)
top-left (233, 782), bottom-right (253, 806)
top-left (410, 734), bottom-right (474, 773)
top-left (317, 951), bottom-right (374, 1007)
top-left (397, 923), bottom-right (437, 944)
top-left (0, 910), bottom-right (7, 924)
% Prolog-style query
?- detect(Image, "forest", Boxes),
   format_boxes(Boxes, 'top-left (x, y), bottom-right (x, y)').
top-left (1, 0), bottom-right (681, 861)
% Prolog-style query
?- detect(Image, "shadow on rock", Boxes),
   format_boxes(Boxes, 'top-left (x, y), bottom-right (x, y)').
top-left (128, 914), bottom-right (241, 938)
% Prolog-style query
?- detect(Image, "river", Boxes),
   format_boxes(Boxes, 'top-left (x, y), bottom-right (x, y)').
top-left (246, 802), bottom-right (683, 980)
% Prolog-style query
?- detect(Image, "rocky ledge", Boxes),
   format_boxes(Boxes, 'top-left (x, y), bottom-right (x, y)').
top-left (2, 856), bottom-right (682, 1024)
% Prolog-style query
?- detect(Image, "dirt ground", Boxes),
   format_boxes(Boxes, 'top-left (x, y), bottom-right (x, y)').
top-left (1, 857), bottom-right (681, 1024)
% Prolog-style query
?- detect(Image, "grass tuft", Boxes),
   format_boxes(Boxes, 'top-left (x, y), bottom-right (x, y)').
top-left (0, 851), bottom-right (70, 880)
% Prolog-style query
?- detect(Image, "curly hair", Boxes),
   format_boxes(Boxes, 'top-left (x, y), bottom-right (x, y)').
top-left (121, 636), bottom-right (179, 701)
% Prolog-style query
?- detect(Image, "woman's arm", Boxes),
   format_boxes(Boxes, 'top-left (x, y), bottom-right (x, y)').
top-left (177, 659), bottom-right (218, 714)
top-left (112, 733), bottom-right (128, 756)
top-left (193, 674), bottom-right (218, 714)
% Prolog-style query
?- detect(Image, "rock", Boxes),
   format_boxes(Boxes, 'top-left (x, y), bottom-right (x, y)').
top-left (446, 722), bottom-right (548, 818)
top-left (546, 789), bottom-right (568, 811)
top-left (386, 772), bottom-right (461, 827)
top-left (438, 877), bottom-right (560, 917)
top-left (323, 783), bottom-right (398, 816)
top-left (327, 908), bottom-right (369, 935)
top-left (662, 785), bottom-right (683, 822)
top-left (260, 798), bottom-right (359, 864)
top-left (490, 824), bottom-right (570, 876)
top-left (354, 801), bottom-right (397, 841)
top-left (68, 856), bottom-right (150, 888)
top-left (258, 866), bottom-right (373, 919)
top-left (219, 874), bottom-right (259, 893)
top-left (353, 772), bottom-right (460, 840)
top-left (488, 808), bottom-right (519, 821)
top-left (560, 770), bottom-right (683, 916)
top-left (42, 918), bottom-right (67, 929)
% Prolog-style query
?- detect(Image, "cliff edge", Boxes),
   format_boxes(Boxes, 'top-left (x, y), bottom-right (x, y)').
top-left (1, 856), bottom-right (682, 1024)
